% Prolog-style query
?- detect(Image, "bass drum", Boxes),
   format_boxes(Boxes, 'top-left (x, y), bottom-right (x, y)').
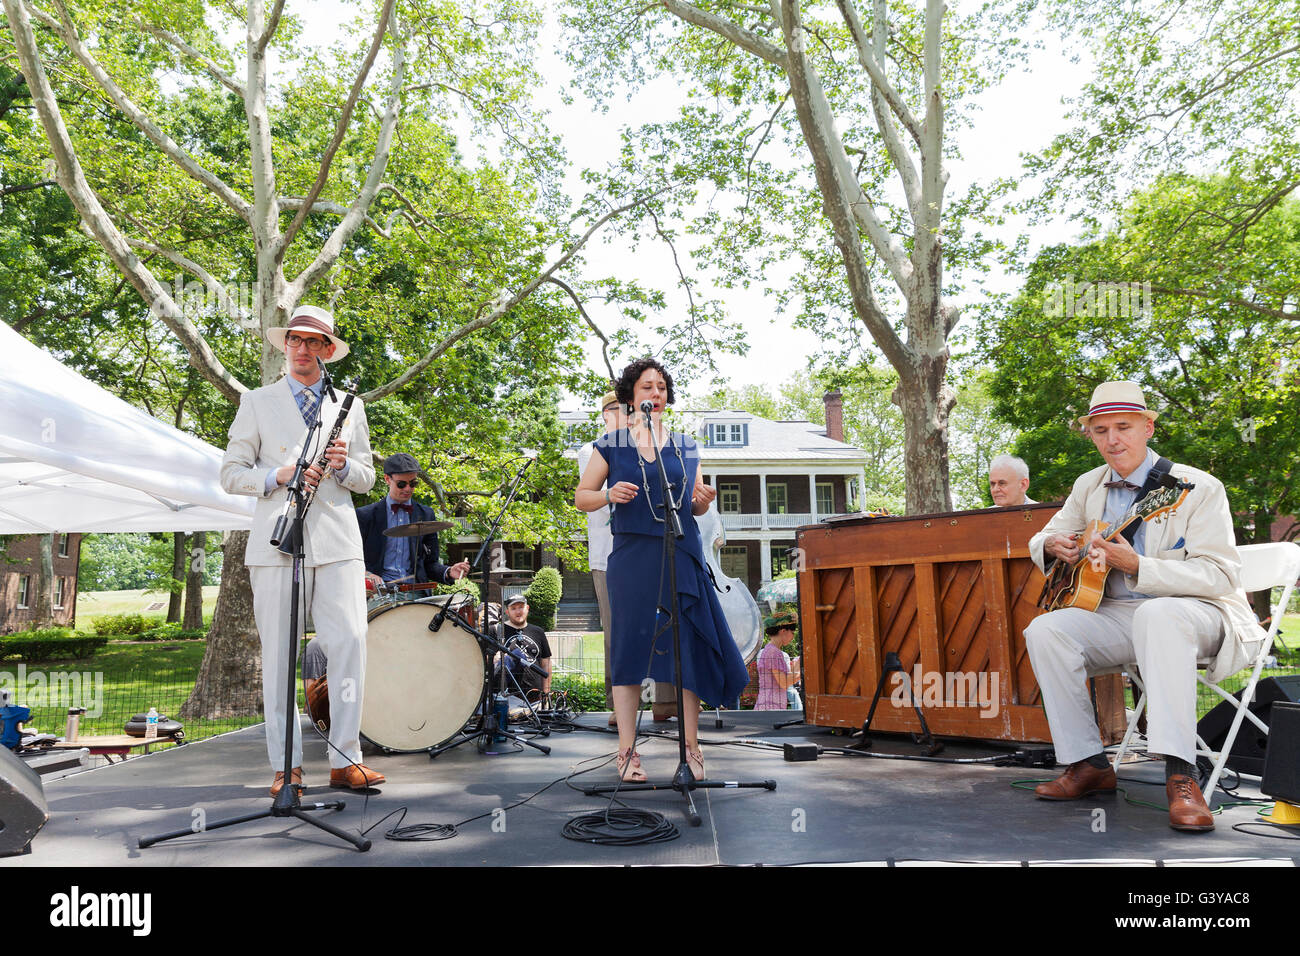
top-left (360, 599), bottom-right (487, 753)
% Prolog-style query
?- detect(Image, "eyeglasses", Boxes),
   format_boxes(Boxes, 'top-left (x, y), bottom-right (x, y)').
top-left (285, 333), bottom-right (329, 352)
top-left (389, 479), bottom-right (415, 489)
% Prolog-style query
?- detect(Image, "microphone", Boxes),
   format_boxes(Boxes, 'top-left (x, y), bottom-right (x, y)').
top-left (317, 357), bottom-right (337, 403)
top-left (639, 399), bottom-right (654, 414)
top-left (428, 598), bottom-right (453, 633)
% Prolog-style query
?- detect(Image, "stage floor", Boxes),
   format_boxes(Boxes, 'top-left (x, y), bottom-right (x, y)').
top-left (14, 712), bottom-right (1299, 867)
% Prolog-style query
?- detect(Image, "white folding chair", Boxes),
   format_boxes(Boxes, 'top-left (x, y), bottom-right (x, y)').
top-left (1110, 541), bottom-right (1300, 797)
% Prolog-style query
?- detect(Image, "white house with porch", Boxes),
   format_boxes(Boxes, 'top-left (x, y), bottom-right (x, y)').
top-left (558, 390), bottom-right (869, 600)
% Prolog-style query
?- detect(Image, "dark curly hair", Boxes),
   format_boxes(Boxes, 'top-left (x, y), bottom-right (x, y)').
top-left (614, 357), bottom-right (676, 408)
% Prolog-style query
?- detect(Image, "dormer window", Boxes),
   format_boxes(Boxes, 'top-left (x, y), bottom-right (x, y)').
top-left (708, 422), bottom-right (748, 447)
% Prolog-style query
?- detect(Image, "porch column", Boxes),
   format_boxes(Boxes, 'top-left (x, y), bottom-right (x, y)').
top-left (759, 535), bottom-right (772, 583)
top-left (759, 473), bottom-right (768, 530)
top-left (808, 473), bottom-right (818, 521)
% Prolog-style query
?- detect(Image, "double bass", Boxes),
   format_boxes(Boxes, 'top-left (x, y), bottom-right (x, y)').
top-left (696, 505), bottom-right (762, 662)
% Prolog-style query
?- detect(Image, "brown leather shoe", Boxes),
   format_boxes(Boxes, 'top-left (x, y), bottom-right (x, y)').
top-left (1034, 760), bottom-right (1117, 800)
top-left (329, 764), bottom-right (385, 790)
top-left (1166, 774), bottom-right (1214, 831)
top-left (270, 767), bottom-right (302, 797)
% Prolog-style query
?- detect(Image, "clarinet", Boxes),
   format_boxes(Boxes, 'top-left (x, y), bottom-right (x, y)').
top-left (270, 382), bottom-right (357, 555)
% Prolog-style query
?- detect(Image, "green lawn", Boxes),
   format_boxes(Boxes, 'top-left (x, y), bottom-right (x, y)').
top-left (75, 587), bottom-right (221, 631)
top-left (6, 640), bottom-right (267, 749)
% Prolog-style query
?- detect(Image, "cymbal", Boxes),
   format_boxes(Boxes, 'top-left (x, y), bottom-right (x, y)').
top-left (482, 568), bottom-right (534, 579)
top-left (383, 520), bottom-right (455, 538)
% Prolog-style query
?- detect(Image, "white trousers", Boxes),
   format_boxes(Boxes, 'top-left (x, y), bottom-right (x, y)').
top-left (249, 560), bottom-right (367, 770)
top-left (1024, 597), bottom-right (1224, 766)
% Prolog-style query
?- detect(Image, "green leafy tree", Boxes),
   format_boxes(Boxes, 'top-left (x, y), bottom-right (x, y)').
top-left (1025, 0), bottom-right (1299, 323)
top-left (983, 179), bottom-right (1300, 553)
top-left (2, 0), bottom-right (668, 717)
top-left (562, 0), bottom-right (1026, 513)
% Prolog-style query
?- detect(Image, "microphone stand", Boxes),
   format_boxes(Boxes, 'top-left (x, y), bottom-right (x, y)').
top-left (427, 454), bottom-right (551, 758)
top-left (142, 373), bottom-right (369, 852)
top-left (583, 406), bottom-right (775, 827)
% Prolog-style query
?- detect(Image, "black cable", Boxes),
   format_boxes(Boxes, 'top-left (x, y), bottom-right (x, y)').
top-left (562, 807), bottom-right (679, 845)
top-left (1230, 821), bottom-right (1300, 840)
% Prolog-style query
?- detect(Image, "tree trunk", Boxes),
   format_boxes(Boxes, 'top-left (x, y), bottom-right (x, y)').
top-left (183, 531), bottom-right (206, 631)
top-left (896, 357), bottom-right (955, 516)
top-left (32, 533), bottom-right (53, 626)
top-left (167, 531), bottom-right (185, 623)
top-left (180, 531), bottom-right (262, 719)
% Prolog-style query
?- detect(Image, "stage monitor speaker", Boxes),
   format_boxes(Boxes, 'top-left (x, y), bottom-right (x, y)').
top-left (1261, 702), bottom-right (1300, 806)
top-left (0, 746), bottom-right (49, 856)
top-left (1196, 675), bottom-right (1300, 777)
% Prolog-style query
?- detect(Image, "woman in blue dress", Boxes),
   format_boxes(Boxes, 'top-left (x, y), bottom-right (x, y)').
top-left (575, 358), bottom-right (750, 782)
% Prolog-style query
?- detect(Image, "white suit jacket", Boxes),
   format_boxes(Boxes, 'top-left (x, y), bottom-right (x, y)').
top-left (1028, 457), bottom-right (1265, 682)
top-left (221, 378), bottom-right (375, 567)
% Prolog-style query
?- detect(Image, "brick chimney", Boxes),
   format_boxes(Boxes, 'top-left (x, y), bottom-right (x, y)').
top-left (823, 389), bottom-right (844, 442)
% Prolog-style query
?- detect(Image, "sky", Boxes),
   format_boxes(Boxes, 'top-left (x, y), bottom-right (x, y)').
top-left (297, 1), bottom-right (1089, 401)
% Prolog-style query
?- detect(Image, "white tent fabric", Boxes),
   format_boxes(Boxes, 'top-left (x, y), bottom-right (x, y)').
top-left (0, 322), bottom-right (255, 533)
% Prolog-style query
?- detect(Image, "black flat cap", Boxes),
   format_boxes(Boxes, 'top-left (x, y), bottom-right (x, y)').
top-left (383, 453), bottom-right (421, 475)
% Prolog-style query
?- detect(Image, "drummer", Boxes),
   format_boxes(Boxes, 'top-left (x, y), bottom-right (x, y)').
top-left (355, 452), bottom-right (471, 590)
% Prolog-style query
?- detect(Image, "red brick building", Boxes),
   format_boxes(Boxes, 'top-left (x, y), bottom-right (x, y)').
top-left (0, 534), bottom-right (84, 633)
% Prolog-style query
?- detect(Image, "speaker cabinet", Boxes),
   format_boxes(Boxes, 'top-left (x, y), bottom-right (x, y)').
top-left (1196, 675), bottom-right (1300, 777)
top-left (0, 746), bottom-right (49, 856)
top-left (1262, 701), bottom-right (1300, 805)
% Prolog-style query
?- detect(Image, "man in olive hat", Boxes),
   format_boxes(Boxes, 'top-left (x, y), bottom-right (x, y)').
top-left (1024, 381), bottom-right (1266, 832)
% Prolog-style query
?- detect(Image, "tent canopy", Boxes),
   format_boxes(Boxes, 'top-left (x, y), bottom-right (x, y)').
top-left (0, 323), bottom-right (255, 534)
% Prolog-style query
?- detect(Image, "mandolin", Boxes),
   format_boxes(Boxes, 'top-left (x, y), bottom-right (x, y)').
top-left (1038, 479), bottom-right (1194, 613)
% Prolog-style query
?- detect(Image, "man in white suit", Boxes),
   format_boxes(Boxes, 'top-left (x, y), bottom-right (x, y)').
top-left (221, 306), bottom-right (385, 795)
top-left (1024, 381), bottom-right (1265, 831)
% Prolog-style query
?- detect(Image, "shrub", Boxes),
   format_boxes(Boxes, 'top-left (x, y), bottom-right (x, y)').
top-left (552, 673), bottom-right (605, 712)
top-left (524, 566), bottom-right (562, 630)
top-left (91, 614), bottom-right (150, 636)
top-left (0, 628), bottom-right (109, 661)
top-left (431, 577), bottom-right (481, 607)
top-left (137, 622), bottom-right (206, 642)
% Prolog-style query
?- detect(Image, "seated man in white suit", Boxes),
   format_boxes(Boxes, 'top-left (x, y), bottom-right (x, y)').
top-left (221, 306), bottom-right (384, 796)
top-left (1024, 381), bottom-right (1265, 832)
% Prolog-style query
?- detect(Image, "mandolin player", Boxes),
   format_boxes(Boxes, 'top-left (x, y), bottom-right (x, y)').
top-left (1023, 381), bottom-right (1266, 832)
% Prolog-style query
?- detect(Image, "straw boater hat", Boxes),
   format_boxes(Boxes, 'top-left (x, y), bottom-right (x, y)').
top-left (597, 390), bottom-right (619, 415)
top-left (265, 305), bottom-right (350, 362)
top-left (1077, 380), bottom-right (1159, 427)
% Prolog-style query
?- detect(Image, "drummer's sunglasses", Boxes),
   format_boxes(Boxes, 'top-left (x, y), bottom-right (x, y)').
top-left (391, 480), bottom-right (415, 489)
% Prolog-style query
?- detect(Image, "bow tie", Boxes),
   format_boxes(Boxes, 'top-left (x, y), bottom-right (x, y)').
top-left (390, 502), bottom-right (412, 514)
top-left (1104, 479), bottom-right (1142, 492)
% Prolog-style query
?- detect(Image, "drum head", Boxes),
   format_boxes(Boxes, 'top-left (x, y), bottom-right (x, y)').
top-left (361, 601), bottom-right (487, 753)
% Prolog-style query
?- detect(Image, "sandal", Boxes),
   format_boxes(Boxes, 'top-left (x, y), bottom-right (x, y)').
top-left (686, 746), bottom-right (705, 781)
top-left (616, 748), bottom-right (647, 783)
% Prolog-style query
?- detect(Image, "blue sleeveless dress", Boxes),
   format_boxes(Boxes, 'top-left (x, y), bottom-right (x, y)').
top-left (594, 429), bottom-right (750, 708)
